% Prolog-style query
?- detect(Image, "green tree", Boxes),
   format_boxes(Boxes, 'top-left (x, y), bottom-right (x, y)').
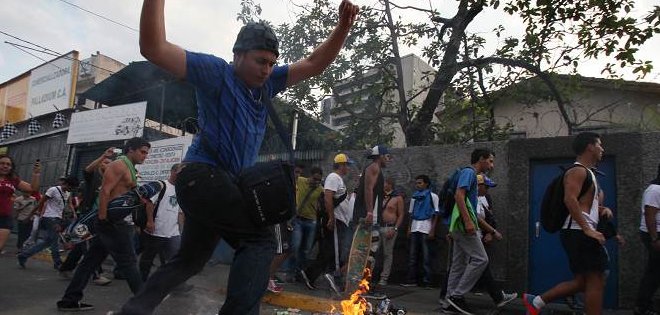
top-left (240, 0), bottom-right (659, 147)
top-left (406, 0), bottom-right (659, 145)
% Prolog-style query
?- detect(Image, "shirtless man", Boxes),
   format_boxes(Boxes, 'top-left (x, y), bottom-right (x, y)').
top-left (524, 132), bottom-right (612, 315)
top-left (377, 177), bottom-right (404, 286)
top-left (57, 137), bottom-right (155, 311)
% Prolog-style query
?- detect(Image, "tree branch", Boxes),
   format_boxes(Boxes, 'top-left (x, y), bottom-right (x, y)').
top-left (389, 0), bottom-right (438, 15)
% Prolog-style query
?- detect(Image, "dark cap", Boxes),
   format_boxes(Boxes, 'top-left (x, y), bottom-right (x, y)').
top-left (368, 145), bottom-right (390, 158)
top-left (61, 176), bottom-right (79, 188)
top-left (232, 22), bottom-right (279, 57)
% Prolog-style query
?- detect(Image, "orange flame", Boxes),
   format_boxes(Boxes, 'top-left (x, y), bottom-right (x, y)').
top-left (340, 268), bottom-right (371, 315)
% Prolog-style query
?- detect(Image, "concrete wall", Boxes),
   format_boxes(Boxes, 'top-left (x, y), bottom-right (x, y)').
top-left (318, 131), bottom-right (660, 308)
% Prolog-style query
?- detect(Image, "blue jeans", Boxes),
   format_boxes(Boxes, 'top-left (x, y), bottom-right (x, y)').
top-left (405, 231), bottom-right (433, 284)
top-left (60, 220), bottom-right (143, 303)
top-left (119, 163), bottom-right (275, 315)
top-left (139, 233), bottom-right (181, 281)
top-left (290, 216), bottom-right (317, 271)
top-left (19, 217), bottom-right (62, 267)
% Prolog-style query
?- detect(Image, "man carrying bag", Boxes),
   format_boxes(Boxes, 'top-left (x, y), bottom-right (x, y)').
top-left (117, 1), bottom-right (359, 314)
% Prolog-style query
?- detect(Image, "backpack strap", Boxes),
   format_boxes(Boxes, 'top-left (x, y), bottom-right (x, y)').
top-left (55, 186), bottom-right (68, 211)
top-left (563, 163), bottom-right (594, 229)
top-left (151, 180), bottom-right (167, 221)
top-left (296, 186), bottom-right (317, 215)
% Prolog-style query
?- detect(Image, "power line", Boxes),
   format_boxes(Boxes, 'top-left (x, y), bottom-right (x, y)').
top-left (5, 41), bottom-right (60, 58)
top-left (55, 0), bottom-right (139, 33)
top-left (7, 43), bottom-right (51, 65)
top-left (0, 30), bottom-right (60, 55)
top-left (3, 37), bottom-right (118, 76)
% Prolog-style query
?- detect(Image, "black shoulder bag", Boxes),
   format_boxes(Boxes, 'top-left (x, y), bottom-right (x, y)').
top-left (201, 88), bottom-right (296, 227)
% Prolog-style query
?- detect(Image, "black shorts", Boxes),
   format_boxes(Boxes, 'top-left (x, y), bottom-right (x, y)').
top-left (272, 223), bottom-right (291, 255)
top-left (560, 229), bottom-right (608, 274)
top-left (0, 215), bottom-right (13, 229)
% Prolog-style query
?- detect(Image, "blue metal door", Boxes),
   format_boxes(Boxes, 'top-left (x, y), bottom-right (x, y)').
top-left (529, 157), bottom-right (618, 308)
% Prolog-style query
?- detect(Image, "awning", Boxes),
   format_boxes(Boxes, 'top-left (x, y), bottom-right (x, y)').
top-left (82, 61), bottom-right (339, 153)
top-left (80, 61), bottom-right (197, 127)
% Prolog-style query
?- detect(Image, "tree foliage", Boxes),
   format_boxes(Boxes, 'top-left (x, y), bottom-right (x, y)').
top-left (240, 0), bottom-right (659, 147)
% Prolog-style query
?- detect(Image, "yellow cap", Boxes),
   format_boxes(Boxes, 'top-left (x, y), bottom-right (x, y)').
top-left (333, 153), bottom-right (353, 164)
top-left (477, 174), bottom-right (497, 187)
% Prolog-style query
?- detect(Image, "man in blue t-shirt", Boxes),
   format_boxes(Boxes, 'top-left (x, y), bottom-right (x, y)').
top-left (444, 148), bottom-right (495, 315)
top-left (118, 1), bottom-right (359, 314)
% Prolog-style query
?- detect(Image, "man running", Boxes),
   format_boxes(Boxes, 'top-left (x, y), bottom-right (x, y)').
top-left (523, 132), bottom-right (611, 315)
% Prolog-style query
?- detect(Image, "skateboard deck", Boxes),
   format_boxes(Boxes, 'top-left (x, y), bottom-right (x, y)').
top-left (61, 181), bottom-right (164, 245)
top-left (344, 220), bottom-right (373, 294)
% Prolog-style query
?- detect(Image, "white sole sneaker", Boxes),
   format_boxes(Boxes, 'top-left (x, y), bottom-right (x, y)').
top-left (496, 292), bottom-right (518, 308)
top-left (324, 273), bottom-right (340, 294)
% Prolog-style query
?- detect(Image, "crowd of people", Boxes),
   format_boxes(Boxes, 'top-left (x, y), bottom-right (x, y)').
top-left (0, 0), bottom-right (659, 314)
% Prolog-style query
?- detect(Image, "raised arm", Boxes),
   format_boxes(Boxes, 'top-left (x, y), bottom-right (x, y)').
top-left (286, 0), bottom-right (359, 87)
top-left (17, 161), bottom-right (41, 193)
top-left (85, 147), bottom-right (115, 173)
top-left (140, 0), bottom-right (187, 79)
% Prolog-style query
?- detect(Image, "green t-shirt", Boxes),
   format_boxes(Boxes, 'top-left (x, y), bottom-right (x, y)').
top-left (117, 155), bottom-right (138, 185)
top-left (296, 177), bottom-right (323, 220)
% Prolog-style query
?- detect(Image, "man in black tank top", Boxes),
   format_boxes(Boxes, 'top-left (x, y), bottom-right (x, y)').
top-left (353, 145), bottom-right (389, 226)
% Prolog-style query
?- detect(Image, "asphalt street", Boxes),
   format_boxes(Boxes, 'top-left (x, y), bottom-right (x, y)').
top-left (0, 232), bottom-right (634, 315)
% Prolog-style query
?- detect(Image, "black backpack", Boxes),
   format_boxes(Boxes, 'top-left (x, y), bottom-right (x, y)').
top-left (540, 164), bottom-right (593, 233)
top-left (438, 167), bottom-right (470, 219)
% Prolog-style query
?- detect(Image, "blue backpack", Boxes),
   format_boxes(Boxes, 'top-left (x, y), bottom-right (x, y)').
top-left (437, 167), bottom-right (470, 219)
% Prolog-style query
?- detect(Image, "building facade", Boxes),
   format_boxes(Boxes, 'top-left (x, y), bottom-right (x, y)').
top-left (492, 75), bottom-right (660, 138)
top-left (321, 54), bottom-right (436, 148)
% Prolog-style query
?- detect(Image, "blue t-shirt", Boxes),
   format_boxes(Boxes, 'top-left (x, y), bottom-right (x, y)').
top-left (456, 167), bottom-right (478, 216)
top-left (183, 51), bottom-right (289, 175)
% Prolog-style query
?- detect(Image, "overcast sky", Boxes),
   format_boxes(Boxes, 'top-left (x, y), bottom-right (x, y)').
top-left (1, 0), bottom-right (658, 84)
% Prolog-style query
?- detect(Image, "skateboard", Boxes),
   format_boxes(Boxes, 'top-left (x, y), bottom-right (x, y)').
top-left (344, 219), bottom-right (376, 295)
top-left (61, 181), bottom-right (164, 245)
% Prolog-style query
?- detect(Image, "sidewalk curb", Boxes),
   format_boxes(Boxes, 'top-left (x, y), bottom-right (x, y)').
top-left (263, 291), bottom-right (340, 313)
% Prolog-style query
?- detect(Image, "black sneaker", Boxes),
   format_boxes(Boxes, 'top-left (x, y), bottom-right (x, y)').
top-left (56, 301), bottom-right (94, 311)
top-left (299, 270), bottom-right (315, 290)
top-left (17, 255), bottom-right (26, 269)
top-left (447, 296), bottom-right (474, 315)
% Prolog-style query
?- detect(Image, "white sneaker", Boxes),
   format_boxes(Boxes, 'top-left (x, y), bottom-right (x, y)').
top-left (324, 273), bottom-right (340, 294)
top-left (378, 279), bottom-right (387, 286)
top-left (267, 279), bottom-right (283, 293)
top-left (93, 276), bottom-right (112, 286)
top-left (496, 291), bottom-right (518, 308)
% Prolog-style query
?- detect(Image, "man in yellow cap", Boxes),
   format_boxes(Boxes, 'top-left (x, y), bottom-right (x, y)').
top-left (300, 153), bottom-right (353, 294)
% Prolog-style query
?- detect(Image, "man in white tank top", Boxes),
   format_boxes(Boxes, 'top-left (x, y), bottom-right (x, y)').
top-left (523, 132), bottom-right (613, 315)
